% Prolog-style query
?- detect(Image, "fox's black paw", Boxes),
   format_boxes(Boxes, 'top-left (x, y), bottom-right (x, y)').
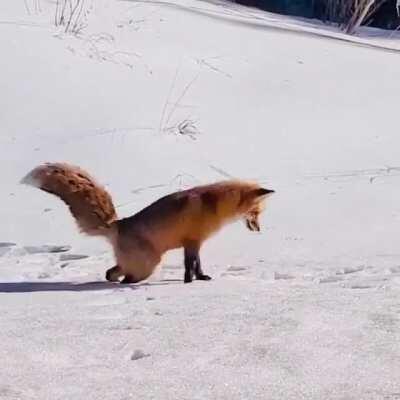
top-left (196, 274), bottom-right (212, 281)
top-left (105, 265), bottom-right (122, 282)
top-left (184, 272), bottom-right (193, 283)
top-left (105, 269), bottom-right (113, 282)
top-left (120, 275), bottom-right (138, 284)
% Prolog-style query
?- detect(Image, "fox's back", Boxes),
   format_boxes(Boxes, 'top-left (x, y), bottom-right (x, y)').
top-left (117, 181), bottom-right (251, 251)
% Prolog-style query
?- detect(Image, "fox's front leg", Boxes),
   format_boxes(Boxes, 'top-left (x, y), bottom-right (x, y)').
top-left (105, 265), bottom-right (124, 282)
top-left (184, 246), bottom-right (211, 283)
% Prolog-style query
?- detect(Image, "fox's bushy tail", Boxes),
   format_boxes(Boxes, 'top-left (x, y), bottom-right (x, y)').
top-left (21, 163), bottom-right (117, 237)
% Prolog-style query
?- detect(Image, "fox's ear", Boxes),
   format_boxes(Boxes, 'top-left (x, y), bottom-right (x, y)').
top-left (251, 188), bottom-right (275, 198)
top-left (240, 187), bottom-right (275, 206)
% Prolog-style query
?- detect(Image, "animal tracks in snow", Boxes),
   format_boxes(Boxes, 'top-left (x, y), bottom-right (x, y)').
top-left (305, 166), bottom-right (400, 184)
top-left (0, 241), bottom-right (94, 282)
top-left (221, 265), bottom-right (252, 278)
top-left (0, 242), bottom-right (16, 248)
top-left (59, 254), bottom-right (89, 261)
top-left (250, 261), bottom-right (400, 292)
top-left (274, 272), bottom-right (296, 280)
top-left (0, 242), bottom-right (16, 257)
top-left (157, 260), bottom-right (400, 290)
top-left (1, 240), bottom-right (400, 294)
top-left (0, 242), bottom-right (89, 261)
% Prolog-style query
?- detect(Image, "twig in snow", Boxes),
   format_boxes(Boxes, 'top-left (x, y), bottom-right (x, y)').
top-left (209, 165), bottom-right (234, 179)
top-left (159, 65), bottom-right (181, 135)
top-left (195, 57), bottom-right (232, 79)
top-left (164, 72), bottom-right (200, 129)
top-left (165, 118), bottom-right (201, 140)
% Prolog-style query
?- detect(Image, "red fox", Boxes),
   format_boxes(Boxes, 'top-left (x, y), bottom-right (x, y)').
top-left (21, 163), bottom-right (274, 283)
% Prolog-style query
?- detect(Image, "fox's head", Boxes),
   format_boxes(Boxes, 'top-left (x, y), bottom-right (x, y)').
top-left (242, 187), bottom-right (274, 232)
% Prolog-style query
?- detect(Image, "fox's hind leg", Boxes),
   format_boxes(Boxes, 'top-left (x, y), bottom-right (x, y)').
top-left (116, 239), bottom-right (161, 284)
top-left (120, 274), bottom-right (140, 284)
top-left (184, 244), bottom-right (211, 283)
top-left (105, 265), bottom-right (123, 282)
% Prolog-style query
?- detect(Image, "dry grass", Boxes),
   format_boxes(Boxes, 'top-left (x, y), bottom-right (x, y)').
top-left (316, 0), bottom-right (389, 34)
top-left (55, 0), bottom-right (88, 34)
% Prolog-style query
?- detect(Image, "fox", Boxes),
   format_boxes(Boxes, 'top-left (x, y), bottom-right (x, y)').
top-left (21, 163), bottom-right (274, 284)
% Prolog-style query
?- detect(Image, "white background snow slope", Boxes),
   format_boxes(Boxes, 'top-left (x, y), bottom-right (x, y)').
top-left (1, 0), bottom-right (400, 399)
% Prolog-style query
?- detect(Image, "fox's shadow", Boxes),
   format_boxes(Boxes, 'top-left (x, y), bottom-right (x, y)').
top-left (0, 279), bottom-right (182, 293)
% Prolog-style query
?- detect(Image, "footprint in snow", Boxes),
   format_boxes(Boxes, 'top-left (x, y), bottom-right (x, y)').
top-left (349, 283), bottom-right (374, 290)
top-left (37, 272), bottom-right (52, 279)
top-left (23, 245), bottom-right (71, 254)
top-left (318, 275), bottom-right (344, 284)
top-left (162, 264), bottom-right (181, 270)
top-left (221, 265), bottom-right (249, 277)
top-left (336, 266), bottom-right (365, 275)
top-left (0, 242), bottom-right (16, 248)
top-left (319, 267), bottom-right (368, 284)
top-left (0, 386), bottom-right (28, 400)
top-left (130, 349), bottom-right (150, 361)
top-left (274, 272), bottom-right (295, 280)
top-left (59, 254), bottom-right (89, 261)
top-left (346, 274), bottom-right (389, 289)
top-left (369, 312), bottom-right (398, 333)
top-left (0, 242), bottom-right (16, 257)
top-left (388, 266), bottom-right (400, 274)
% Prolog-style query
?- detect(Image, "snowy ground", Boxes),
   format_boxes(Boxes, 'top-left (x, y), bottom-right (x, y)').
top-left (1, 0), bottom-right (400, 399)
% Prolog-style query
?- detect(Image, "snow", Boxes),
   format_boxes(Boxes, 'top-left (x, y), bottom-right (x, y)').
top-left (1, 0), bottom-right (400, 398)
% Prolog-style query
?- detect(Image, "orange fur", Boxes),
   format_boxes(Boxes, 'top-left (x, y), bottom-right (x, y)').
top-left (21, 163), bottom-right (116, 236)
top-left (22, 163), bottom-right (274, 283)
